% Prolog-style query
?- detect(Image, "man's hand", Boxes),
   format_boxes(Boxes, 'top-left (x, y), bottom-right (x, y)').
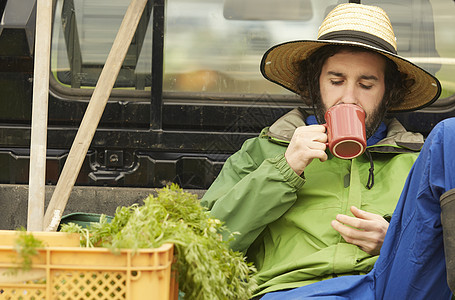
top-left (285, 125), bottom-right (328, 176)
top-left (331, 206), bottom-right (389, 256)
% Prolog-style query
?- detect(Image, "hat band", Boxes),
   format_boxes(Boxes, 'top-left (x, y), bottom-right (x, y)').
top-left (318, 30), bottom-right (397, 55)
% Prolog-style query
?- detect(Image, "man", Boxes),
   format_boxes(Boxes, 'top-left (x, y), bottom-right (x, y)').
top-left (201, 3), bottom-right (453, 299)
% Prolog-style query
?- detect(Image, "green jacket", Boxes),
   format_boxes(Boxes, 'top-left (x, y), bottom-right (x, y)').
top-left (201, 108), bottom-right (424, 296)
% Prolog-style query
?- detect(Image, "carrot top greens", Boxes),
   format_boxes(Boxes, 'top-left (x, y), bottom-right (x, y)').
top-left (61, 184), bottom-right (257, 299)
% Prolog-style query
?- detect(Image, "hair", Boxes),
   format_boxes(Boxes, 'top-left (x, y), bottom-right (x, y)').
top-left (295, 45), bottom-right (415, 111)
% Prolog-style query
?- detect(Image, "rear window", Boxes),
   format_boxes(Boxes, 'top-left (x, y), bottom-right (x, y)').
top-left (50, 0), bottom-right (455, 102)
top-left (51, 0), bottom-right (153, 90)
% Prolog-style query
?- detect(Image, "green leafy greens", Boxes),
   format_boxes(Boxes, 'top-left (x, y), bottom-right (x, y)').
top-left (6, 228), bottom-right (45, 276)
top-left (61, 184), bottom-right (257, 299)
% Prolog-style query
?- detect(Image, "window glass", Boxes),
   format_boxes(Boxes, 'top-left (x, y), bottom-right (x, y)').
top-left (51, 0), bottom-right (153, 90)
top-left (163, 0), bottom-right (315, 95)
top-left (430, 0), bottom-right (455, 99)
top-left (164, 0), bottom-right (455, 100)
top-left (50, 0), bottom-right (455, 101)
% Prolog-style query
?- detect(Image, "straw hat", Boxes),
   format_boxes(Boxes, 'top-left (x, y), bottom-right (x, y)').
top-left (260, 3), bottom-right (441, 112)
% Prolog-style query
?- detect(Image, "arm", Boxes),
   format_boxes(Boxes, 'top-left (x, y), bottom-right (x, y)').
top-left (202, 125), bottom-right (328, 252)
top-left (201, 144), bottom-right (304, 252)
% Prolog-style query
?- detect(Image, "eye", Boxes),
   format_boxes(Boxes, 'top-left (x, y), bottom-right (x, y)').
top-left (360, 83), bottom-right (373, 90)
top-left (330, 80), bottom-right (343, 86)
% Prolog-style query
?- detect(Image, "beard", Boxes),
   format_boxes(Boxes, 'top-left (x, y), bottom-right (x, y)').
top-left (313, 96), bottom-right (387, 140)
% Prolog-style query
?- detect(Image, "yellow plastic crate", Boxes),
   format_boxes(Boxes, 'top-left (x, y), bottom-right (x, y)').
top-left (0, 231), bottom-right (178, 299)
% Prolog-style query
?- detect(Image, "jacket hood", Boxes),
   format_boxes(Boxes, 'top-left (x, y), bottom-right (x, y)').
top-left (264, 107), bottom-right (424, 153)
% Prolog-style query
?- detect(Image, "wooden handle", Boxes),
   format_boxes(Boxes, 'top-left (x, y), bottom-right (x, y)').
top-left (43, 0), bottom-right (148, 231)
top-left (27, 0), bottom-right (53, 231)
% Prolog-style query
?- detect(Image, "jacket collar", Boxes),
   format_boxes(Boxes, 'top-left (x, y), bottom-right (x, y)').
top-left (264, 107), bottom-right (424, 152)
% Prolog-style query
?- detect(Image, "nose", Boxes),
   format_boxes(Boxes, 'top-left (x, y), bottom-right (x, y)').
top-left (340, 83), bottom-right (358, 104)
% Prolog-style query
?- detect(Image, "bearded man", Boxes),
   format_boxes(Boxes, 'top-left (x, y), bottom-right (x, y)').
top-left (201, 3), bottom-right (454, 299)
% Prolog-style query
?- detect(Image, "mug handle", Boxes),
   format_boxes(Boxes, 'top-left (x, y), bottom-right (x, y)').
top-left (322, 123), bottom-right (329, 147)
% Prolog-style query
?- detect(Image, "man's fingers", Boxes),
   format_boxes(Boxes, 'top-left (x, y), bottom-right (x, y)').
top-left (337, 208), bottom-right (387, 232)
top-left (332, 210), bottom-right (389, 256)
top-left (350, 206), bottom-right (383, 221)
top-left (335, 214), bottom-right (365, 230)
top-left (331, 220), bottom-right (378, 254)
top-left (331, 219), bottom-right (367, 240)
top-left (298, 124), bottom-right (326, 133)
top-left (335, 214), bottom-right (383, 232)
top-left (285, 125), bottom-right (329, 174)
top-left (308, 140), bottom-right (327, 151)
top-left (294, 125), bottom-right (327, 143)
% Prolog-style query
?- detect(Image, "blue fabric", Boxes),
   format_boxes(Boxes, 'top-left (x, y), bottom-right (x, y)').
top-left (262, 118), bottom-right (455, 299)
top-left (304, 115), bottom-right (319, 125)
top-left (366, 121), bottom-right (387, 146)
top-left (305, 115), bottom-right (387, 146)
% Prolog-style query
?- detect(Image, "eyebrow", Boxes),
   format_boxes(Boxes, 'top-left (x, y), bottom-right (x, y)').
top-left (327, 71), bottom-right (379, 81)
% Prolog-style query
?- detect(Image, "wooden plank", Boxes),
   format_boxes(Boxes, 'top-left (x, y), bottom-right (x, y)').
top-left (43, 0), bottom-right (148, 231)
top-left (27, 0), bottom-right (53, 231)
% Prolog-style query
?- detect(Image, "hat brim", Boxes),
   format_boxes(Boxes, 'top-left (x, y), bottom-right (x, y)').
top-left (260, 40), bottom-right (441, 112)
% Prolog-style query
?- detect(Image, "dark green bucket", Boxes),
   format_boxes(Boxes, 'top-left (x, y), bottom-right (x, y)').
top-left (58, 212), bottom-right (113, 230)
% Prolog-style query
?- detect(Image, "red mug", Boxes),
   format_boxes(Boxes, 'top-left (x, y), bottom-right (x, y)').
top-left (324, 104), bottom-right (367, 159)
